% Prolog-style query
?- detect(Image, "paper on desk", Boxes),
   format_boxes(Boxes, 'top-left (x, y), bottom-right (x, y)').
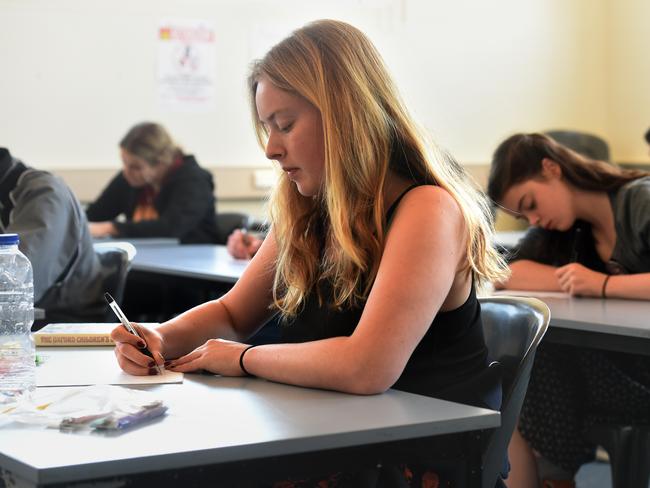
top-left (36, 348), bottom-right (183, 387)
top-left (490, 289), bottom-right (570, 299)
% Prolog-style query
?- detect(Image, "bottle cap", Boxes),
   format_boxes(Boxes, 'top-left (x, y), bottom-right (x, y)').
top-left (0, 233), bottom-right (20, 245)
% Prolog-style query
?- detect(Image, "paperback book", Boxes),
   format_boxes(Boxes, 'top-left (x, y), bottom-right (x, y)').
top-left (34, 323), bottom-right (156, 347)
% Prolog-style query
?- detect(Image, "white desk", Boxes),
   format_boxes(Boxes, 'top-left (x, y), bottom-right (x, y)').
top-left (93, 237), bottom-right (180, 246)
top-left (543, 295), bottom-right (650, 355)
top-left (0, 348), bottom-right (499, 487)
top-left (34, 308), bottom-right (45, 320)
top-left (494, 230), bottom-right (525, 251)
top-left (131, 244), bottom-right (248, 284)
top-left (494, 292), bottom-right (650, 355)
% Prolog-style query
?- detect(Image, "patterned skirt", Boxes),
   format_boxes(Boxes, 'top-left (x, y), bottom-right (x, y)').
top-left (519, 343), bottom-right (650, 473)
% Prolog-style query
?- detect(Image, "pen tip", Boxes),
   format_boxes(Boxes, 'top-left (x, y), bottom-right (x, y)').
top-left (104, 292), bottom-right (114, 303)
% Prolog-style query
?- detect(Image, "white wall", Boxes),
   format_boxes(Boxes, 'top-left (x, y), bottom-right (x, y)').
top-left (607, 0), bottom-right (650, 163)
top-left (0, 0), bottom-right (647, 171)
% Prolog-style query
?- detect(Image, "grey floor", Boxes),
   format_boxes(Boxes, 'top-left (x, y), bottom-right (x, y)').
top-left (576, 461), bottom-right (612, 487)
top-left (576, 461), bottom-right (650, 488)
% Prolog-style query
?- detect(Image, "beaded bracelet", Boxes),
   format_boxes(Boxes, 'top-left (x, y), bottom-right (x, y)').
top-left (601, 274), bottom-right (611, 298)
top-left (239, 344), bottom-right (259, 376)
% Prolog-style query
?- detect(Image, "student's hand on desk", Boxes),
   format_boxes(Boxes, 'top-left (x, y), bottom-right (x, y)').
top-left (166, 339), bottom-right (249, 377)
top-left (112, 324), bottom-right (165, 375)
top-left (555, 263), bottom-right (606, 297)
top-left (227, 229), bottom-right (262, 259)
top-left (88, 221), bottom-right (118, 238)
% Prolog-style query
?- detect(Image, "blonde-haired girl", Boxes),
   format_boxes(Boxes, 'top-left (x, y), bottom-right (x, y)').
top-left (113, 19), bottom-right (508, 485)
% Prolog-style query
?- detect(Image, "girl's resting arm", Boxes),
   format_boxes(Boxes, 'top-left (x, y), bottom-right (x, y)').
top-left (238, 186), bottom-right (468, 395)
top-left (498, 260), bottom-right (561, 291)
top-left (604, 273), bottom-right (650, 300)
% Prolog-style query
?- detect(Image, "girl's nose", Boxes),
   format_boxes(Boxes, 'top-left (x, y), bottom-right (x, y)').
top-left (265, 133), bottom-right (285, 161)
top-left (528, 214), bottom-right (540, 226)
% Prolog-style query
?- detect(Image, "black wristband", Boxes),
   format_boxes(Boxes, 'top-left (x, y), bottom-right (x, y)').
top-left (601, 274), bottom-right (611, 298)
top-left (239, 344), bottom-right (258, 376)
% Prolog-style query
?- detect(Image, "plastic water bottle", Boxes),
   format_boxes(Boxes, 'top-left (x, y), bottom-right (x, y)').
top-left (0, 233), bottom-right (35, 404)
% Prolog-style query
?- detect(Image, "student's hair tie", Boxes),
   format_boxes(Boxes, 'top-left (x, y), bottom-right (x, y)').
top-left (239, 344), bottom-right (259, 376)
top-left (601, 274), bottom-right (611, 298)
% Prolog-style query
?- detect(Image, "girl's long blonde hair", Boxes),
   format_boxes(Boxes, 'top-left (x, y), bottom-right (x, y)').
top-left (249, 19), bottom-right (507, 317)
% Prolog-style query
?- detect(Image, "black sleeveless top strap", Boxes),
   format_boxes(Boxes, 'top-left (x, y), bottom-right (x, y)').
top-left (281, 185), bottom-right (499, 410)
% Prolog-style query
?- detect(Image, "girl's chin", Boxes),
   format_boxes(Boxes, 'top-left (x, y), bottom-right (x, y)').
top-left (125, 179), bottom-right (146, 188)
top-left (294, 183), bottom-right (316, 197)
top-left (556, 221), bottom-right (573, 232)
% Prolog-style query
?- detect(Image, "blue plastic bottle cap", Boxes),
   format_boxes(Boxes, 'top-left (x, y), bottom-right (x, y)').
top-left (0, 233), bottom-right (20, 245)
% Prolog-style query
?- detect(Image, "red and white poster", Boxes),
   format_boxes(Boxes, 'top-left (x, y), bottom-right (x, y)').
top-left (158, 19), bottom-right (216, 112)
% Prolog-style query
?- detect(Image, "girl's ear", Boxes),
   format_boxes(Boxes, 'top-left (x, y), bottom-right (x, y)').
top-left (541, 158), bottom-right (562, 179)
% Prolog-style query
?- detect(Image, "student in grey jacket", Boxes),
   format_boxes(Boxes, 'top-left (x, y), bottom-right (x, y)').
top-left (0, 147), bottom-right (104, 327)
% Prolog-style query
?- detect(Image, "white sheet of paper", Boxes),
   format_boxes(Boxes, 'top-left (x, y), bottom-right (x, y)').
top-left (36, 348), bottom-right (183, 387)
top-left (490, 289), bottom-right (570, 299)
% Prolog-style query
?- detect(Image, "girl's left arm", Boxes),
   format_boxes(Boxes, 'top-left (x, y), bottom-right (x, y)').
top-left (603, 273), bottom-right (650, 300)
top-left (226, 186), bottom-right (467, 394)
top-left (555, 263), bottom-right (650, 299)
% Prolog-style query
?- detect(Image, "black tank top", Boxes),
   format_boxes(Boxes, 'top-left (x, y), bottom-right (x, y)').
top-left (282, 186), bottom-right (499, 409)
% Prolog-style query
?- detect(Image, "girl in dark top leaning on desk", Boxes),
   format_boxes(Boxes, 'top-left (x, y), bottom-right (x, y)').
top-left (87, 122), bottom-right (218, 244)
top-left (113, 20), bottom-right (508, 486)
top-left (488, 132), bottom-right (650, 488)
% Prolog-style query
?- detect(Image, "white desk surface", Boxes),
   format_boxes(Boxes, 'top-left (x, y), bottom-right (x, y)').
top-left (493, 291), bottom-right (650, 340)
top-left (542, 295), bottom-right (650, 340)
top-left (493, 230), bottom-right (525, 250)
top-left (0, 348), bottom-right (499, 487)
top-left (131, 244), bottom-right (248, 283)
top-left (94, 237), bottom-right (180, 246)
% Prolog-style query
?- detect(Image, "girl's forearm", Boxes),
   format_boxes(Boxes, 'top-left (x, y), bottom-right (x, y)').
top-left (241, 336), bottom-right (396, 395)
top-left (498, 260), bottom-right (562, 291)
top-left (156, 300), bottom-right (241, 359)
top-left (603, 273), bottom-right (650, 300)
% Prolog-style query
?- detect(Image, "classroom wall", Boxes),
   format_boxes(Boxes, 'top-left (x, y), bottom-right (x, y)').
top-left (1, 0), bottom-right (648, 215)
top-left (606, 0), bottom-right (650, 163)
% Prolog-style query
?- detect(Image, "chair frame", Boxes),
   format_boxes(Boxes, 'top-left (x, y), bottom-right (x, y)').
top-left (545, 129), bottom-right (611, 163)
top-left (93, 241), bottom-right (137, 319)
top-left (479, 296), bottom-right (550, 488)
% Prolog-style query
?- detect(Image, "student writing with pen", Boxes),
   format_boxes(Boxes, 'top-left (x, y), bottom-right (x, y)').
top-left (487, 133), bottom-right (650, 488)
top-left (491, 134), bottom-right (650, 297)
top-left (111, 20), bottom-right (509, 486)
top-left (226, 228), bottom-right (263, 259)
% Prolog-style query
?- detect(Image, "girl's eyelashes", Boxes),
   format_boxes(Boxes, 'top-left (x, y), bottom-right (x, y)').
top-left (278, 122), bottom-right (294, 133)
top-left (522, 196), bottom-right (535, 211)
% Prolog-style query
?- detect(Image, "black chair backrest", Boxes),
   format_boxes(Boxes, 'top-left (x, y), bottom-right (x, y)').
top-left (93, 242), bottom-right (136, 321)
top-left (479, 296), bottom-right (550, 488)
top-left (215, 212), bottom-right (249, 245)
top-left (545, 130), bottom-right (611, 163)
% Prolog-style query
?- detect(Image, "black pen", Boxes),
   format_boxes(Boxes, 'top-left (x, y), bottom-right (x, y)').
top-left (570, 226), bottom-right (583, 263)
top-left (104, 292), bottom-right (162, 374)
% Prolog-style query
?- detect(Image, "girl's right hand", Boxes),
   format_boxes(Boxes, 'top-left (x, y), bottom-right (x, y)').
top-left (111, 324), bottom-right (166, 375)
top-left (227, 229), bottom-right (261, 259)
